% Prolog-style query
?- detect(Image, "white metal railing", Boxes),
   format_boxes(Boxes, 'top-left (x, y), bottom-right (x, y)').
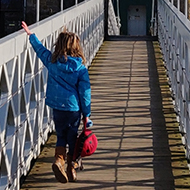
top-left (157, 0), bottom-right (190, 160)
top-left (0, 0), bottom-right (105, 189)
top-left (108, 0), bottom-right (120, 35)
top-left (150, 0), bottom-right (157, 36)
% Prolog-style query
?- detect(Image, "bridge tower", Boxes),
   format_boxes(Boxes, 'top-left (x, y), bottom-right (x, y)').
top-left (118, 0), bottom-right (153, 36)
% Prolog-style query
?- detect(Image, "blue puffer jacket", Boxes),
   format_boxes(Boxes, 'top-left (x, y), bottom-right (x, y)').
top-left (29, 34), bottom-right (91, 117)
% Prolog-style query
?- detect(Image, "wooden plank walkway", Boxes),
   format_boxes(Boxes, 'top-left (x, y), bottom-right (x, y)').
top-left (20, 37), bottom-right (190, 190)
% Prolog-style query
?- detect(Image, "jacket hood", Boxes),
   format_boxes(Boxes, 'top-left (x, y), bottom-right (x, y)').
top-left (57, 56), bottom-right (83, 73)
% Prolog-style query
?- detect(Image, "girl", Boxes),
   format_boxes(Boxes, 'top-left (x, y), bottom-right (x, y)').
top-left (22, 21), bottom-right (91, 183)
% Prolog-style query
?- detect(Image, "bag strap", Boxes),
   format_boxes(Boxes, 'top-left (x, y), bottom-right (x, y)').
top-left (83, 117), bottom-right (87, 131)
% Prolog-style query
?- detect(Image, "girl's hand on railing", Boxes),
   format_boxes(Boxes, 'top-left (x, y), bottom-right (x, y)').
top-left (22, 21), bottom-right (32, 36)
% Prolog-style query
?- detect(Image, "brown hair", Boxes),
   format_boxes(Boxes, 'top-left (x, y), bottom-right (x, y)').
top-left (51, 31), bottom-right (86, 64)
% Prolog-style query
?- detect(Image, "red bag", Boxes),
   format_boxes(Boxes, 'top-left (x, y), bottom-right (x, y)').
top-left (73, 118), bottom-right (98, 169)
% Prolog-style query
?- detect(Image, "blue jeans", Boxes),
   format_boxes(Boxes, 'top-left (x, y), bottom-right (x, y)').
top-left (53, 109), bottom-right (81, 155)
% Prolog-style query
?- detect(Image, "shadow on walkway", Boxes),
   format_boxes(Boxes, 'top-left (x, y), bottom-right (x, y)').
top-left (20, 37), bottom-right (190, 190)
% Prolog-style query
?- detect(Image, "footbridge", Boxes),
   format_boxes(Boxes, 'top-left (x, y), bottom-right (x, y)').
top-left (1, 0), bottom-right (190, 189)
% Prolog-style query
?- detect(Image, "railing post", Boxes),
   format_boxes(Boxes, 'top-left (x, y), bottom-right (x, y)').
top-left (185, 0), bottom-right (188, 18)
top-left (61, 0), bottom-right (63, 11)
top-left (104, 0), bottom-right (109, 40)
top-left (36, 0), bottom-right (40, 22)
top-left (177, 0), bottom-right (180, 10)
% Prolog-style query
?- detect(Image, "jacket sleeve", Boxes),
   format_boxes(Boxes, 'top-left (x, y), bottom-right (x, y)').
top-left (78, 68), bottom-right (91, 117)
top-left (29, 34), bottom-right (52, 68)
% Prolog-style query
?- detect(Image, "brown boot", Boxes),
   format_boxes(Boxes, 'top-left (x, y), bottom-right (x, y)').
top-left (66, 154), bottom-right (77, 182)
top-left (52, 146), bottom-right (68, 183)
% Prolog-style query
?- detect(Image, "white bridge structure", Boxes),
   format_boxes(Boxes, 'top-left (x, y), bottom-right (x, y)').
top-left (0, 0), bottom-right (190, 189)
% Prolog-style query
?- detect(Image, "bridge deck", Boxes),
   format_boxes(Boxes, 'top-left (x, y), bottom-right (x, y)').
top-left (20, 37), bottom-right (190, 190)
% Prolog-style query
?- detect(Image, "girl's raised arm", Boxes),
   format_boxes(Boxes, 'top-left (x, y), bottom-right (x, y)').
top-left (22, 21), bottom-right (32, 36)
